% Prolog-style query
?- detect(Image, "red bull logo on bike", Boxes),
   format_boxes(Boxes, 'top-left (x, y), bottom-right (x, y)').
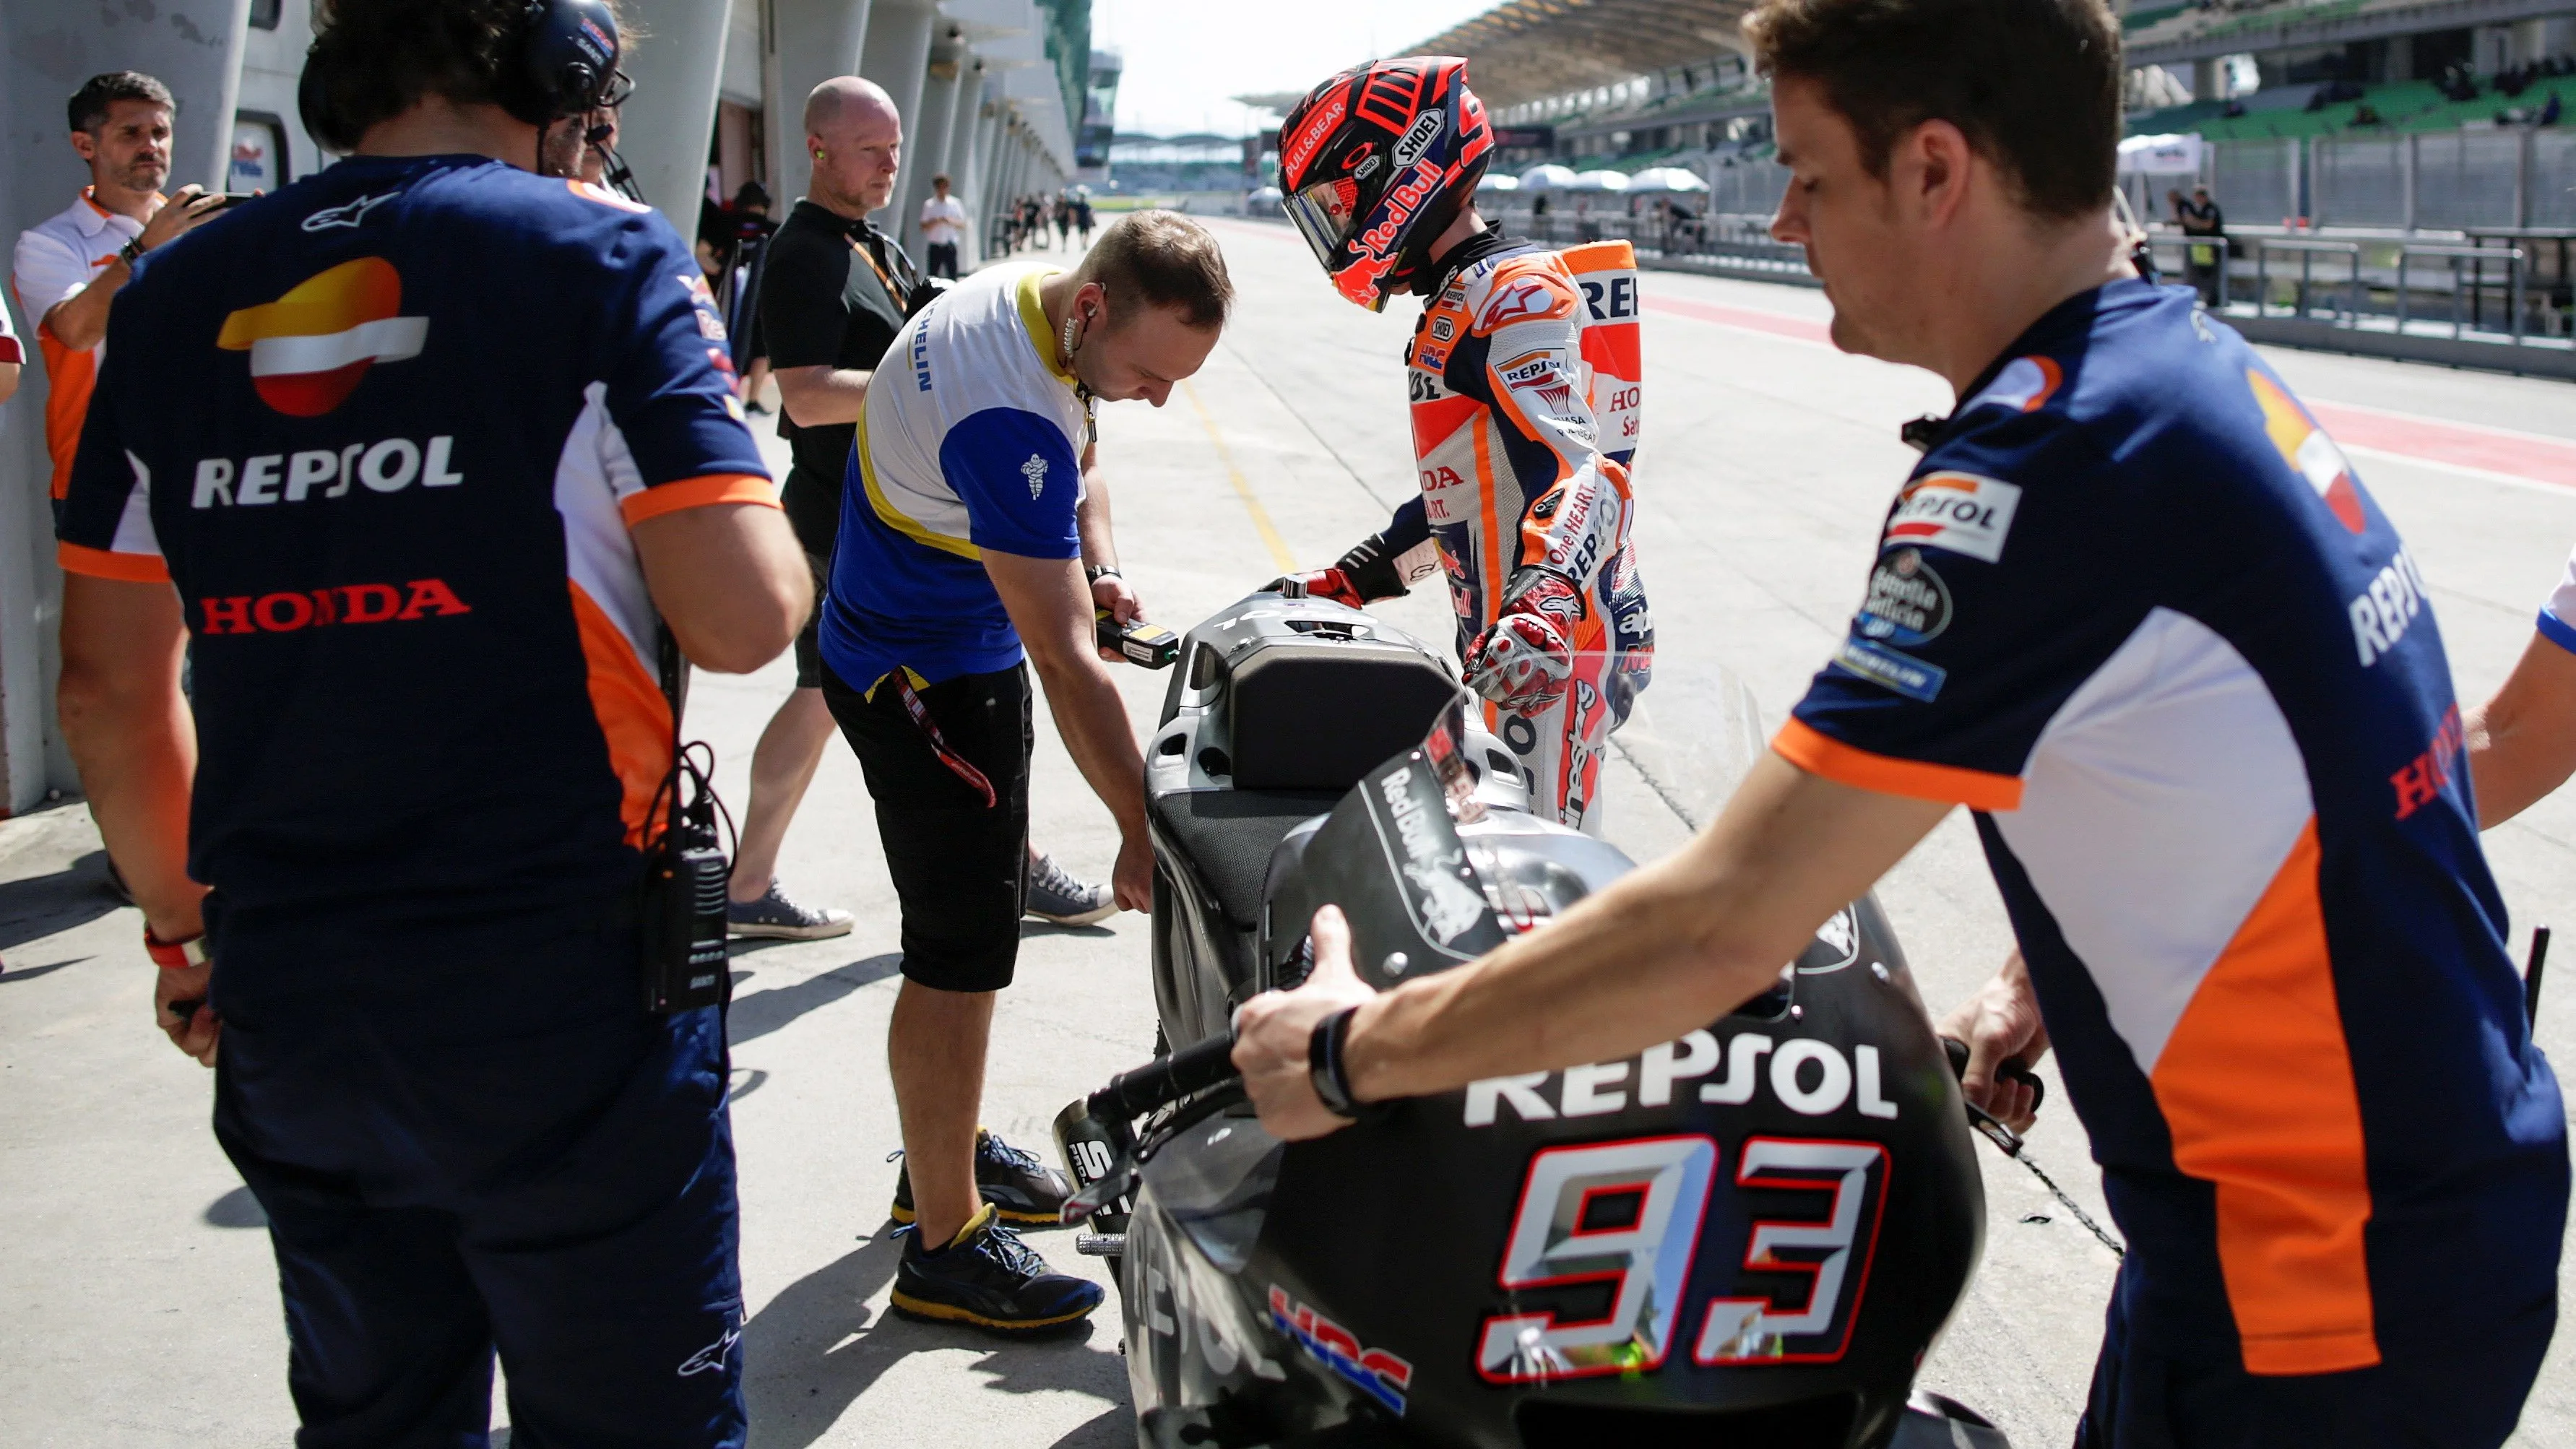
top-left (1268, 1285), bottom-right (1414, 1415)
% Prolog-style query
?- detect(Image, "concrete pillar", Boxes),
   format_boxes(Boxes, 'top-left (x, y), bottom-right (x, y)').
top-left (859, 0), bottom-right (935, 229)
top-left (615, 0), bottom-right (730, 230)
top-left (976, 101), bottom-right (1012, 250)
top-left (2193, 57), bottom-right (2222, 101)
top-left (771, 0), bottom-right (873, 206)
top-left (0, 0), bottom-right (253, 808)
top-left (946, 67), bottom-right (989, 264)
top-left (896, 59), bottom-right (961, 253)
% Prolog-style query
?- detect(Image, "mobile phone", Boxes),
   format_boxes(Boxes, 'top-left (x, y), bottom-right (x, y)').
top-left (200, 191), bottom-right (256, 210)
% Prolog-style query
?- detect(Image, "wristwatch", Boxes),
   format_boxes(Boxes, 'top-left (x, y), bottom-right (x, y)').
top-left (1084, 565), bottom-right (1121, 584)
top-left (1308, 1005), bottom-right (1391, 1124)
top-left (118, 236), bottom-right (145, 265)
top-left (143, 925), bottom-right (209, 971)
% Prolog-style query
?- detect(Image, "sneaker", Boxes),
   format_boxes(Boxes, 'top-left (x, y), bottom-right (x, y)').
top-left (727, 879), bottom-right (854, 940)
top-left (1025, 853), bottom-right (1115, 926)
top-left (743, 399), bottom-right (770, 416)
top-left (890, 1203), bottom-right (1104, 1334)
top-left (891, 1128), bottom-right (1076, 1227)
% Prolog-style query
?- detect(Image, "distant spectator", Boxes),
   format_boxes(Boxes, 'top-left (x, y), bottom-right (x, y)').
top-left (2179, 185), bottom-right (2226, 306)
top-left (1076, 194), bottom-right (1096, 245)
top-left (2165, 186), bottom-right (2187, 225)
top-left (724, 182), bottom-right (778, 412)
top-left (12, 72), bottom-right (220, 516)
top-left (919, 173), bottom-right (967, 279)
top-left (2544, 92), bottom-right (2564, 127)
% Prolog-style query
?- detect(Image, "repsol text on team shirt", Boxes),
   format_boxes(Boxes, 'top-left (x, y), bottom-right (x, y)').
top-left (190, 436), bottom-right (463, 508)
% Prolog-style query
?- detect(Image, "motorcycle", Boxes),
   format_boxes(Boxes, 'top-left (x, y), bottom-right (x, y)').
top-left (1055, 586), bottom-right (2008, 1448)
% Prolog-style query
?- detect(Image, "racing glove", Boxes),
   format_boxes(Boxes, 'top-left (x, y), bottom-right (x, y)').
top-left (1261, 529), bottom-right (1421, 608)
top-left (1464, 568), bottom-right (1583, 716)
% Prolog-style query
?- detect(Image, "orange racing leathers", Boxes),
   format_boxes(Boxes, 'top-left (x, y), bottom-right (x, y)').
top-left (1327, 233), bottom-right (1652, 834)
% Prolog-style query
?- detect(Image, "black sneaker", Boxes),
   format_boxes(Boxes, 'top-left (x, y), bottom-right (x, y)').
top-left (1025, 852), bottom-right (1115, 926)
top-left (727, 878), bottom-right (854, 940)
top-left (890, 1128), bottom-right (1075, 1227)
top-left (891, 1204), bottom-right (1104, 1334)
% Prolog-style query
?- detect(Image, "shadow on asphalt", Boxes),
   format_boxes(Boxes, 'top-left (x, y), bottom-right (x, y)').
top-left (740, 1230), bottom-right (1126, 1448)
top-left (204, 1185), bottom-right (268, 1229)
top-left (0, 850), bottom-right (123, 952)
top-left (0, 956), bottom-right (90, 984)
top-left (727, 954), bottom-right (902, 1049)
top-left (1020, 919), bottom-right (1117, 940)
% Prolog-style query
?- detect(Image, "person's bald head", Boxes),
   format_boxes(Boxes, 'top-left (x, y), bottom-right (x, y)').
top-left (805, 76), bottom-right (902, 217)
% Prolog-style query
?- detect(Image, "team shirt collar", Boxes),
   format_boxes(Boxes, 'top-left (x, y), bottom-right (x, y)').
top-left (1015, 267), bottom-right (1076, 387)
top-left (74, 186), bottom-right (155, 239)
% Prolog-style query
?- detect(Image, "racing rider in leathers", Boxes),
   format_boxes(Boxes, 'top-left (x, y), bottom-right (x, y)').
top-left (1272, 58), bottom-right (1651, 834)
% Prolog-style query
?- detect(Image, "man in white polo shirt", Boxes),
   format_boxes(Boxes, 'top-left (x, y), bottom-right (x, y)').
top-left (12, 71), bottom-right (221, 514)
top-left (919, 172), bottom-right (968, 280)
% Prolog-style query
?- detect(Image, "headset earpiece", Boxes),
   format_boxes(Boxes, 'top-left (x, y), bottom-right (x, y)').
top-left (498, 0), bottom-right (622, 128)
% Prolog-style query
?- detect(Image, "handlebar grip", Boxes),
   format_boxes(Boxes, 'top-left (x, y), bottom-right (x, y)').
top-left (1940, 1036), bottom-right (2046, 1111)
top-left (1092, 1031), bottom-right (1240, 1119)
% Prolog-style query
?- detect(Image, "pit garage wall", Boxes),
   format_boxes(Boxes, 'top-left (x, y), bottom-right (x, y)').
top-left (0, 0), bottom-right (1068, 818)
top-left (0, 0), bottom-right (253, 815)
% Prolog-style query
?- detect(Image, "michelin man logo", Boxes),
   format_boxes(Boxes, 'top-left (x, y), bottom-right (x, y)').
top-left (1021, 454), bottom-right (1048, 498)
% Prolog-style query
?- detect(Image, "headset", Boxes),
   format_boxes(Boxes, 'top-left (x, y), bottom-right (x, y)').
top-left (300, 0), bottom-right (626, 167)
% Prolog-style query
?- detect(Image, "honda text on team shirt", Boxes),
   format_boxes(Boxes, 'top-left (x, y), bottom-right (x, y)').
top-left (54, 157), bottom-right (775, 917)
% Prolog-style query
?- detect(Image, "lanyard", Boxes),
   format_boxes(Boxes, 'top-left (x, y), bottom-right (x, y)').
top-left (846, 225), bottom-right (911, 316)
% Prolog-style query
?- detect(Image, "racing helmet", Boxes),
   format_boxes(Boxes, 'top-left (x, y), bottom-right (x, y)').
top-left (1278, 58), bottom-right (1492, 311)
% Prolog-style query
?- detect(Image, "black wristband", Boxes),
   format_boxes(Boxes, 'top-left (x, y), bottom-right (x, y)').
top-left (1308, 1006), bottom-right (1391, 1123)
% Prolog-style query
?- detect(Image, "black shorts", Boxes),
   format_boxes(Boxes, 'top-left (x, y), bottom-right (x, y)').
top-left (782, 467), bottom-right (840, 690)
top-left (821, 662), bottom-right (1032, 992)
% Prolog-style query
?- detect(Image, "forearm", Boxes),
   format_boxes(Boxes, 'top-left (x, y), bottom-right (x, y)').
top-left (775, 366), bottom-right (871, 428)
top-left (1076, 459), bottom-right (1117, 571)
top-left (59, 675), bottom-right (202, 938)
top-left (2466, 701), bottom-right (2575, 828)
top-left (1344, 839), bottom-right (1780, 1101)
top-left (1034, 656), bottom-right (1147, 834)
top-left (1339, 755), bottom-right (1953, 1102)
top-left (2464, 633), bottom-right (2576, 829)
top-left (45, 277), bottom-right (121, 353)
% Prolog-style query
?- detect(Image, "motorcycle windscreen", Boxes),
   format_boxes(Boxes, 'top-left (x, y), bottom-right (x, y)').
top-left (1295, 688), bottom-right (1512, 990)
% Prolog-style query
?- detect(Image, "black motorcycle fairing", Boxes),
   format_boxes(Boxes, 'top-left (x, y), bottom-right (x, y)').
top-left (1112, 608), bottom-right (2002, 1449)
top-left (1148, 593), bottom-right (1519, 1048)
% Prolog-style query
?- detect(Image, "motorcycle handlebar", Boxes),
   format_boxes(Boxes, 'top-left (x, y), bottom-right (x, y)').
top-left (1941, 1036), bottom-right (2046, 1110)
top-left (1090, 1031), bottom-right (1242, 1121)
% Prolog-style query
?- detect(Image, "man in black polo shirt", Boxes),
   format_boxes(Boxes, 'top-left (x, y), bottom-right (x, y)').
top-left (737, 75), bottom-right (1113, 935)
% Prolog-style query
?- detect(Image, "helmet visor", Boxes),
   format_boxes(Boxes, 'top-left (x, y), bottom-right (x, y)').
top-left (1284, 178), bottom-right (1362, 269)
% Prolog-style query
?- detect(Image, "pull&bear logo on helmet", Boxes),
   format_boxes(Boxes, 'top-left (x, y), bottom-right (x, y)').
top-left (217, 258), bottom-right (428, 417)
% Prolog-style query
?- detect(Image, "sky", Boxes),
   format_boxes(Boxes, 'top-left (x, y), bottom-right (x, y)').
top-left (1092, 0), bottom-right (1502, 139)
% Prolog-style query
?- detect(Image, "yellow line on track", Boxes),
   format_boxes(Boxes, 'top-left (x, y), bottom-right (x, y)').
top-left (1183, 379), bottom-right (1297, 574)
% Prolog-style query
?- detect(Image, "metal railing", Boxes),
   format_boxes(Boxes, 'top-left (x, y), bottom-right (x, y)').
top-left (2162, 230), bottom-right (2545, 345)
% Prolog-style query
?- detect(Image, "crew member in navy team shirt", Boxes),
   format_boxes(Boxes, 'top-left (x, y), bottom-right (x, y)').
top-left (821, 211), bottom-right (1230, 1332)
top-left (53, 2), bottom-right (807, 1442)
top-left (1233, 3), bottom-right (2567, 1445)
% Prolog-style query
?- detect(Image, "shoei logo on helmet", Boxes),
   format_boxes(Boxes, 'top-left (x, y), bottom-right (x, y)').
top-left (1393, 108), bottom-right (1445, 168)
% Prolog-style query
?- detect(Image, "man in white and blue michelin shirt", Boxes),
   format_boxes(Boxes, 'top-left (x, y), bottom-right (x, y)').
top-left (2468, 546), bottom-right (2576, 826)
top-left (816, 210), bottom-right (1231, 1331)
